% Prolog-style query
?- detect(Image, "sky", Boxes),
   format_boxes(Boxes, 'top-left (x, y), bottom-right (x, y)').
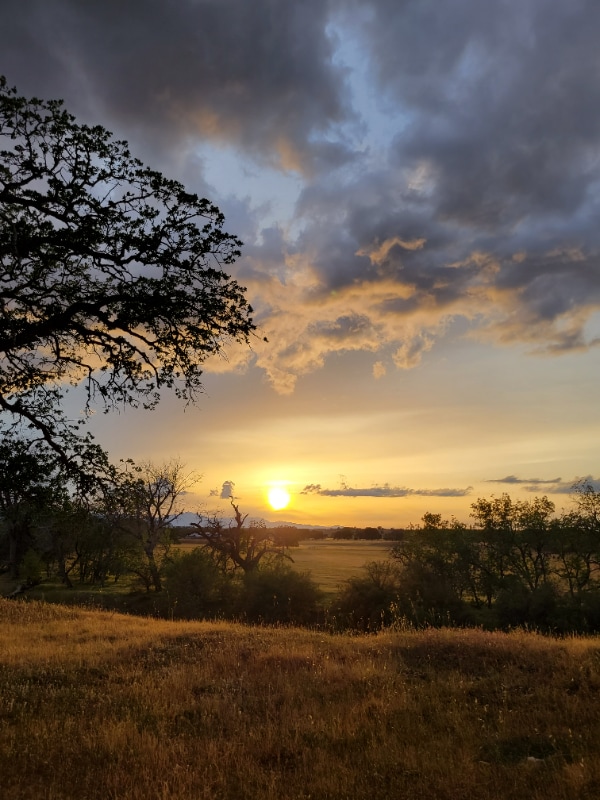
top-left (1, 0), bottom-right (600, 527)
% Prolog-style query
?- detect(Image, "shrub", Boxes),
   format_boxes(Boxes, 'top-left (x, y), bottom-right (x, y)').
top-left (238, 565), bottom-right (323, 625)
top-left (494, 578), bottom-right (562, 631)
top-left (331, 561), bottom-right (403, 632)
top-left (21, 548), bottom-right (44, 587)
top-left (163, 548), bottom-right (235, 619)
top-left (395, 560), bottom-right (472, 627)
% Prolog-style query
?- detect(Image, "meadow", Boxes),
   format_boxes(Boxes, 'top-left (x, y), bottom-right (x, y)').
top-left (0, 539), bottom-right (392, 622)
top-left (178, 538), bottom-right (393, 595)
top-left (284, 539), bottom-right (393, 595)
top-left (1, 599), bottom-right (600, 800)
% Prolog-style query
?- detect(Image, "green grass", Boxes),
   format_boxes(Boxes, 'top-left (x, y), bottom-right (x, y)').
top-left (2, 540), bottom-right (392, 620)
top-left (2, 599), bottom-right (600, 799)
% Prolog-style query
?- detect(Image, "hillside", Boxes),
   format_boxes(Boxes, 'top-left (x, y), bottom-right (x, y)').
top-left (1, 600), bottom-right (599, 799)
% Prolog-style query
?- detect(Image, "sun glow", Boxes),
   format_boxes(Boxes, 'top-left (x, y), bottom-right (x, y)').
top-left (268, 486), bottom-right (291, 511)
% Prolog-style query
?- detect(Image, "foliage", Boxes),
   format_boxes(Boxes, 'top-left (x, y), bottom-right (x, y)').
top-left (0, 77), bottom-right (254, 459)
top-left (103, 459), bottom-right (197, 592)
top-left (7, 480), bottom-right (600, 636)
top-left (332, 525), bottom-right (383, 540)
top-left (383, 487), bottom-right (600, 633)
top-left (19, 548), bottom-right (44, 586)
top-left (0, 432), bottom-right (70, 578)
top-left (238, 564), bottom-right (323, 625)
top-left (163, 547), bottom-right (235, 619)
top-left (332, 560), bottom-right (403, 631)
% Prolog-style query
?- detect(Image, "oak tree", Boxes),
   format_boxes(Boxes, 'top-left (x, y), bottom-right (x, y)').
top-left (103, 460), bottom-right (195, 592)
top-left (0, 77), bottom-right (255, 460)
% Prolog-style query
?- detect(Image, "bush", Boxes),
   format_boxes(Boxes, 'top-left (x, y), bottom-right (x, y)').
top-left (395, 560), bottom-right (472, 627)
top-left (578, 590), bottom-right (600, 632)
top-left (238, 565), bottom-right (323, 626)
top-left (494, 578), bottom-right (562, 631)
top-left (331, 561), bottom-right (403, 632)
top-left (163, 548), bottom-right (235, 620)
top-left (21, 548), bottom-right (44, 586)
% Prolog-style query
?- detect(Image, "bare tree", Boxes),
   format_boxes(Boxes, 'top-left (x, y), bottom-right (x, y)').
top-left (192, 498), bottom-right (289, 574)
top-left (108, 460), bottom-right (197, 591)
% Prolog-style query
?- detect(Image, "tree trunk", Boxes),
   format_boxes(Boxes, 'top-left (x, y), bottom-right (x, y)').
top-left (144, 547), bottom-right (162, 592)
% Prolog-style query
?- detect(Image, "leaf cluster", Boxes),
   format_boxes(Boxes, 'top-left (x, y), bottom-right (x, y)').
top-left (0, 77), bottom-right (254, 451)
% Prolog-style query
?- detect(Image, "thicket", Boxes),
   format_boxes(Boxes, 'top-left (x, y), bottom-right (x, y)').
top-left (334, 486), bottom-right (600, 633)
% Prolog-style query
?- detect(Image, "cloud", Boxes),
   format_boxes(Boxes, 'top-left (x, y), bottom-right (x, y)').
top-left (0, 0), bottom-right (355, 174)
top-left (2, 0), bottom-right (600, 393)
top-left (301, 482), bottom-right (473, 498)
top-left (487, 476), bottom-right (562, 485)
top-left (359, 0), bottom-right (600, 223)
top-left (372, 361), bottom-right (386, 379)
top-left (356, 236), bottom-right (427, 264)
top-left (522, 477), bottom-right (600, 495)
top-left (210, 480), bottom-right (236, 500)
top-left (485, 475), bottom-right (600, 494)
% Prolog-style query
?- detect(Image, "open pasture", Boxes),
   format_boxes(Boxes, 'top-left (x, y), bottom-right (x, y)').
top-left (287, 539), bottom-right (393, 594)
top-left (2, 599), bottom-right (600, 800)
top-left (179, 538), bottom-right (393, 595)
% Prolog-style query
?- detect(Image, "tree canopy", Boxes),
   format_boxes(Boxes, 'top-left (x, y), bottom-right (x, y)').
top-left (0, 77), bottom-right (255, 456)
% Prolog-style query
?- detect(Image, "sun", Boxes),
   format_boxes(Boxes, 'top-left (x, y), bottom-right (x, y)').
top-left (268, 486), bottom-right (291, 511)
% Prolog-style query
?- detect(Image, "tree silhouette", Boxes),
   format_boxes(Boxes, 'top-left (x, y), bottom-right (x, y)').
top-left (102, 460), bottom-right (195, 592)
top-left (0, 434), bottom-right (67, 579)
top-left (192, 499), bottom-right (289, 573)
top-left (0, 77), bottom-right (254, 459)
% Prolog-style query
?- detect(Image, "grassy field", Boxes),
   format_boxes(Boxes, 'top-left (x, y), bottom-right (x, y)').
top-left (2, 599), bottom-right (600, 799)
top-left (287, 539), bottom-right (392, 594)
top-left (178, 538), bottom-right (393, 595)
top-left (0, 539), bottom-right (393, 617)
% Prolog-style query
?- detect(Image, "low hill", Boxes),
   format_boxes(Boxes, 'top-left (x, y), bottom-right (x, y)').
top-left (1, 599), bottom-right (599, 799)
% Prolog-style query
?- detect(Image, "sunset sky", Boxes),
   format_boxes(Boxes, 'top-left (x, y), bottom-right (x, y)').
top-left (2, 0), bottom-right (599, 527)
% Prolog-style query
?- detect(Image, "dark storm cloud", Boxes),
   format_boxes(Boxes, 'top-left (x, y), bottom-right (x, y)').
top-left (255, 0), bottom-right (600, 386)
top-left (360, 0), bottom-right (600, 224)
top-left (301, 483), bottom-right (472, 499)
top-left (0, 0), bottom-right (354, 173)
top-left (2, 0), bottom-right (600, 391)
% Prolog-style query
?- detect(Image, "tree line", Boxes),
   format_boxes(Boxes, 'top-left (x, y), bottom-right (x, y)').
top-left (0, 436), bottom-right (322, 624)
top-left (3, 434), bottom-right (600, 635)
top-left (333, 485), bottom-right (600, 633)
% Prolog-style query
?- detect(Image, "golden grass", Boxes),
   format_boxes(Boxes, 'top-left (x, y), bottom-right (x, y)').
top-left (288, 540), bottom-right (393, 594)
top-left (1, 599), bottom-right (600, 799)
top-left (177, 539), bottom-right (393, 595)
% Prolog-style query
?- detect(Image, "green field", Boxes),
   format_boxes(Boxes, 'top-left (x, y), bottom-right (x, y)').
top-left (0, 539), bottom-right (393, 614)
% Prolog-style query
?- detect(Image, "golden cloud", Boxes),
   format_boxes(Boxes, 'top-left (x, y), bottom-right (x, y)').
top-left (356, 236), bottom-right (427, 265)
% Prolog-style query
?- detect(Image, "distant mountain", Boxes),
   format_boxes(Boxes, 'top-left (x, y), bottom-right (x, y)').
top-left (171, 512), bottom-right (333, 530)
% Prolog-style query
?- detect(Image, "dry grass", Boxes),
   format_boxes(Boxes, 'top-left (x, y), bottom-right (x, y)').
top-left (177, 539), bottom-right (395, 596)
top-left (1, 599), bottom-right (600, 799)
top-left (176, 538), bottom-right (393, 596)
top-left (288, 539), bottom-right (393, 594)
